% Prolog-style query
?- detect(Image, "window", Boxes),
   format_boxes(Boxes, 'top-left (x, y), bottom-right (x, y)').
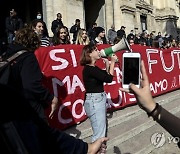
top-left (140, 15), bottom-right (147, 31)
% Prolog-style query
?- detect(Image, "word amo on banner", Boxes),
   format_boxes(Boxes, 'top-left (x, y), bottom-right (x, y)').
top-left (146, 49), bottom-right (180, 74)
top-left (149, 75), bottom-right (180, 94)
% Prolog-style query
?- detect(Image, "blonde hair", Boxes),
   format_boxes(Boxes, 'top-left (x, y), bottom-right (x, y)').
top-left (76, 29), bottom-right (90, 45)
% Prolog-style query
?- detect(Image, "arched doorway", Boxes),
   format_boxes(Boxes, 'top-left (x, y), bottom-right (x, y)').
top-left (84, 0), bottom-right (105, 30)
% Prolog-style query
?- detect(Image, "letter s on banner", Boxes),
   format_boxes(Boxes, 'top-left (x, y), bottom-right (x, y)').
top-left (50, 49), bottom-right (69, 70)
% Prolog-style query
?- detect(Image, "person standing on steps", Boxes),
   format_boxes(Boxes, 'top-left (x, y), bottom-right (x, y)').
top-left (5, 9), bottom-right (23, 44)
top-left (80, 43), bottom-right (118, 142)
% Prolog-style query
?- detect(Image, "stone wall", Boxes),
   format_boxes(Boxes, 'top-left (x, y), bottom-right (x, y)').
top-left (42, 0), bottom-right (180, 38)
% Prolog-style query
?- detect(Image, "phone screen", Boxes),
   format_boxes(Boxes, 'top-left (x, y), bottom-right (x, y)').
top-left (123, 57), bottom-right (140, 85)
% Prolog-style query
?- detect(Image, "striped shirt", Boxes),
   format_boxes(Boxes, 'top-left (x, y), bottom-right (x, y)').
top-left (41, 37), bottom-right (50, 47)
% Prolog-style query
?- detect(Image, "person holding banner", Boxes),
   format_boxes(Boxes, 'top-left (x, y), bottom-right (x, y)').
top-left (119, 60), bottom-right (180, 148)
top-left (80, 43), bottom-right (118, 142)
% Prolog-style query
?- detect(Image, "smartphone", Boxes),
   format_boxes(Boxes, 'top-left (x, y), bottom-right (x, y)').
top-left (122, 52), bottom-right (141, 89)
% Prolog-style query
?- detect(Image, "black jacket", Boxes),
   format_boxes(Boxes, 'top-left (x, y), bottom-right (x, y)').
top-left (117, 29), bottom-right (126, 39)
top-left (5, 16), bottom-right (23, 34)
top-left (6, 44), bottom-right (54, 121)
top-left (51, 19), bottom-right (64, 35)
top-left (70, 24), bottom-right (81, 43)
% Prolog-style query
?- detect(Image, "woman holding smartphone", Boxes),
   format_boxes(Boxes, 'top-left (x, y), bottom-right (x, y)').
top-left (80, 43), bottom-right (118, 142)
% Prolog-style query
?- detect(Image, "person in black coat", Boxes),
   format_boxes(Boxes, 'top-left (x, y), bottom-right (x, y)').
top-left (88, 22), bottom-right (97, 42)
top-left (3, 27), bottom-right (58, 123)
top-left (51, 13), bottom-right (64, 35)
top-left (117, 26), bottom-right (126, 39)
top-left (5, 9), bottom-right (23, 44)
top-left (70, 19), bottom-right (81, 44)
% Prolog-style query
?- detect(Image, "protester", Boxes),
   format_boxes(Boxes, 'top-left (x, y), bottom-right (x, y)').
top-left (88, 22), bottom-right (97, 42)
top-left (107, 24), bottom-right (117, 45)
top-left (76, 29), bottom-right (90, 45)
top-left (3, 27), bottom-right (58, 123)
top-left (36, 12), bottom-right (49, 37)
top-left (127, 30), bottom-right (135, 42)
top-left (129, 39), bottom-right (135, 46)
top-left (80, 43), bottom-right (118, 142)
top-left (117, 26), bottom-right (126, 39)
top-left (0, 83), bottom-right (108, 154)
top-left (70, 19), bottom-right (81, 44)
top-left (51, 26), bottom-right (71, 45)
top-left (51, 13), bottom-right (64, 35)
top-left (30, 19), bottom-right (50, 47)
top-left (5, 9), bottom-right (23, 44)
top-left (94, 26), bottom-right (107, 44)
top-left (119, 60), bottom-right (180, 148)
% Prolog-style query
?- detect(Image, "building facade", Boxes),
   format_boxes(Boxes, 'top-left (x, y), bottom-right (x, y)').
top-left (42, 0), bottom-right (180, 38)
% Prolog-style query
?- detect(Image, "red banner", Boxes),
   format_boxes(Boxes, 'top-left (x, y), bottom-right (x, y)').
top-left (35, 44), bottom-right (180, 130)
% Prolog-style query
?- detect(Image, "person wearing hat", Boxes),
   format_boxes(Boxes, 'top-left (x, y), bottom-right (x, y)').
top-left (5, 9), bottom-right (23, 44)
top-left (117, 26), bottom-right (126, 39)
top-left (94, 26), bottom-right (107, 44)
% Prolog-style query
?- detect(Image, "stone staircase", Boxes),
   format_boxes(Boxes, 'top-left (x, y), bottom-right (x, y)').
top-left (65, 89), bottom-right (180, 154)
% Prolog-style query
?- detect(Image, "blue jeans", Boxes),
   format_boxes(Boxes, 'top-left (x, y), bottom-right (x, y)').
top-left (84, 92), bottom-right (107, 142)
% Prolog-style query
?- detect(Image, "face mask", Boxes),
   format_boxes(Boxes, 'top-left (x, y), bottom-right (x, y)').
top-left (37, 15), bottom-right (42, 19)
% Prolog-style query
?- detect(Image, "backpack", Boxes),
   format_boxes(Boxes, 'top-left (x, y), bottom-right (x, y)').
top-left (0, 50), bottom-right (27, 85)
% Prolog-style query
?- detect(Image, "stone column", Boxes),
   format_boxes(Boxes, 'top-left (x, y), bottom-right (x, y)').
top-left (134, 11), bottom-right (141, 33)
top-left (113, 0), bottom-right (122, 30)
top-left (146, 14), bottom-right (152, 33)
top-left (105, 0), bottom-right (113, 32)
top-left (42, 0), bottom-right (54, 37)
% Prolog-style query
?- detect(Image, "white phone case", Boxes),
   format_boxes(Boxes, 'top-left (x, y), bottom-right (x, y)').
top-left (122, 52), bottom-right (141, 89)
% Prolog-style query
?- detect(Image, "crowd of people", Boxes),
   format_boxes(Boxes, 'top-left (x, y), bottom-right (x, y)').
top-left (0, 9), bottom-right (179, 153)
top-left (2, 9), bottom-right (180, 54)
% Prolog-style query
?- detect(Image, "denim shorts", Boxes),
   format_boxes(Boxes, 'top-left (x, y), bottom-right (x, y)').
top-left (84, 92), bottom-right (107, 142)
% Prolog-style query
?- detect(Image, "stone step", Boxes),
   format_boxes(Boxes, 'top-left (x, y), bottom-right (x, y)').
top-left (148, 111), bottom-right (180, 154)
top-left (106, 102), bottom-right (180, 154)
